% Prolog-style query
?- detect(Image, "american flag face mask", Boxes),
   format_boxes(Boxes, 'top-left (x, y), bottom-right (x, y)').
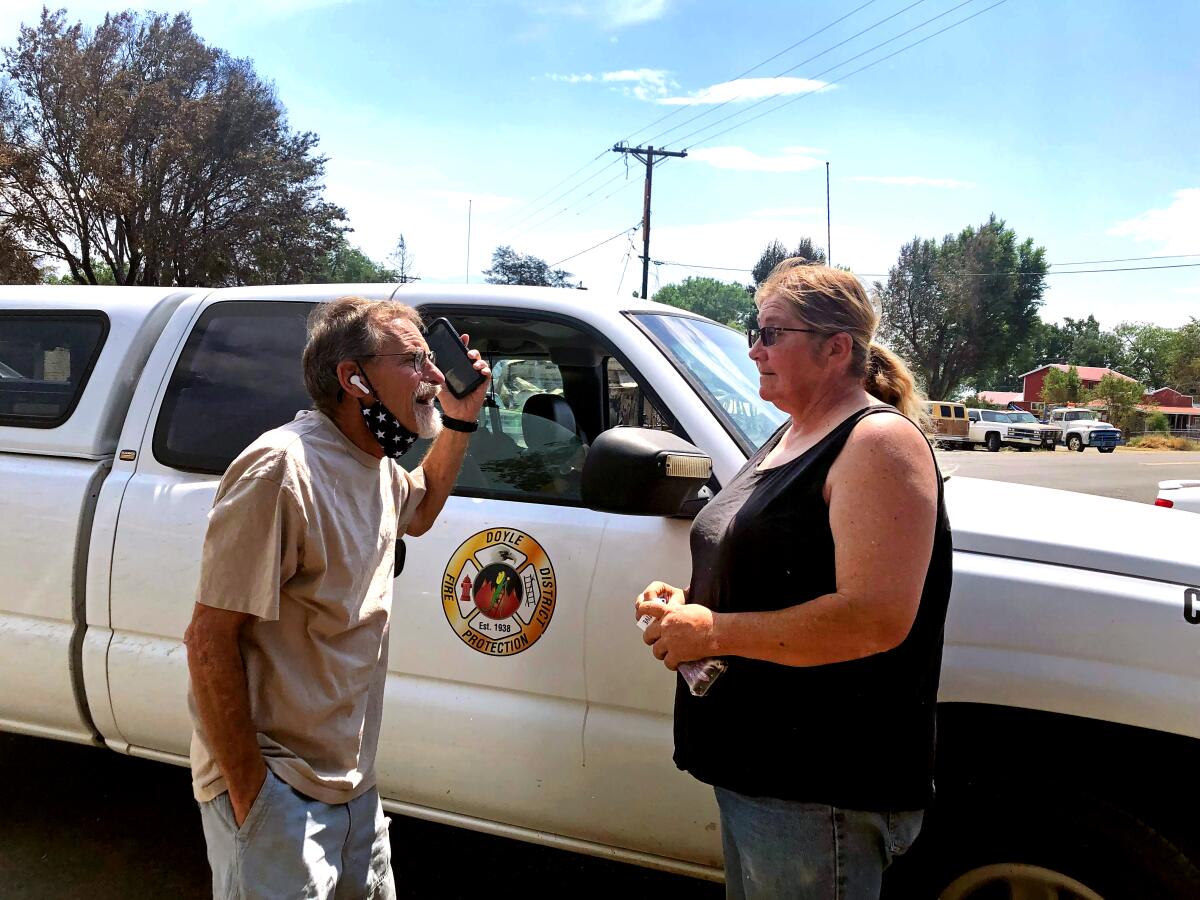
top-left (356, 368), bottom-right (420, 460)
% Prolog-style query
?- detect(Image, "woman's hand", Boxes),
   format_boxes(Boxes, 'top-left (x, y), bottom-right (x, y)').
top-left (635, 582), bottom-right (716, 670)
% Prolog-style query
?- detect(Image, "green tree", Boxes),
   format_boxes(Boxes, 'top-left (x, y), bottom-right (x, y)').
top-left (483, 245), bottom-right (574, 288)
top-left (1146, 411), bottom-right (1170, 433)
top-left (1167, 318), bottom-right (1200, 395)
top-left (750, 237), bottom-right (826, 289)
top-left (0, 9), bottom-right (345, 286)
top-left (874, 215), bottom-right (1048, 399)
top-left (43, 258), bottom-right (116, 284)
top-left (1087, 373), bottom-right (1147, 434)
top-left (1114, 322), bottom-right (1174, 387)
top-left (653, 277), bottom-right (756, 328)
top-left (1040, 365), bottom-right (1083, 407)
top-left (1054, 315), bottom-right (1125, 369)
top-left (308, 236), bottom-right (396, 283)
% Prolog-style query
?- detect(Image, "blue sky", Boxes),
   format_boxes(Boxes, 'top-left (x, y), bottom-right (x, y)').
top-left (4, 0), bottom-right (1198, 326)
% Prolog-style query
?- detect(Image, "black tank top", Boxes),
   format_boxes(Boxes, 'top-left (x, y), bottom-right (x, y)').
top-left (674, 405), bottom-right (952, 811)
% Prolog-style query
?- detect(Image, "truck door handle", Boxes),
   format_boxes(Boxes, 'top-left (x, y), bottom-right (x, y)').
top-left (394, 539), bottom-right (406, 577)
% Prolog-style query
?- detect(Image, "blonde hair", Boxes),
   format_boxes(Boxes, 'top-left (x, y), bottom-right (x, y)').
top-left (303, 296), bottom-right (424, 415)
top-left (756, 259), bottom-right (928, 426)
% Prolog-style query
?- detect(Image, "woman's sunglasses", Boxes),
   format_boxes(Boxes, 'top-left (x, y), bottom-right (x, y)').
top-left (746, 325), bottom-right (820, 348)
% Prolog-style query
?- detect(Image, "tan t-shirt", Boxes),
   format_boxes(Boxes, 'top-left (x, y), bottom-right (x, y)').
top-left (188, 409), bottom-right (426, 805)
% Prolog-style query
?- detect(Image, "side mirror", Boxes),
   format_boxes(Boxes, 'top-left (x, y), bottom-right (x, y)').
top-left (581, 428), bottom-right (713, 517)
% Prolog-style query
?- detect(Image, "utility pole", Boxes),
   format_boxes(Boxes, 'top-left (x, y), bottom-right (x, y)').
top-left (825, 161), bottom-right (832, 267)
top-left (612, 143), bottom-right (687, 299)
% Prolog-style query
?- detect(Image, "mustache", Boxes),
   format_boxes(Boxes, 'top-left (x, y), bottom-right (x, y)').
top-left (415, 383), bottom-right (442, 404)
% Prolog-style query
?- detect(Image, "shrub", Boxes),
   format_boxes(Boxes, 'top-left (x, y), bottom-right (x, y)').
top-left (1127, 435), bottom-right (1200, 451)
top-left (1146, 412), bottom-right (1171, 433)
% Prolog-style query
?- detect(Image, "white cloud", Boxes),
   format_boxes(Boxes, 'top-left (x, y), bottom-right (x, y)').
top-left (657, 77), bottom-right (832, 106)
top-left (782, 145), bottom-right (825, 155)
top-left (603, 68), bottom-right (674, 101)
top-left (689, 146), bottom-right (824, 173)
top-left (546, 68), bottom-right (675, 100)
top-left (848, 175), bottom-right (975, 188)
top-left (536, 0), bottom-right (669, 30)
top-left (1107, 189), bottom-right (1200, 256)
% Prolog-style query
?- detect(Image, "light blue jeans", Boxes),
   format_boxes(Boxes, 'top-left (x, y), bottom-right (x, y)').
top-left (198, 768), bottom-right (395, 900)
top-left (715, 787), bottom-right (923, 900)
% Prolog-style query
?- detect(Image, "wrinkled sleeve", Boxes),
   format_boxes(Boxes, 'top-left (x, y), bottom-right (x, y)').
top-left (196, 475), bottom-right (305, 621)
top-left (398, 465), bottom-right (427, 532)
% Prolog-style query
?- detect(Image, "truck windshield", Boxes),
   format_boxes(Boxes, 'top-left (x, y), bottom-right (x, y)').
top-left (631, 313), bottom-right (787, 452)
top-left (1008, 411), bottom-right (1038, 423)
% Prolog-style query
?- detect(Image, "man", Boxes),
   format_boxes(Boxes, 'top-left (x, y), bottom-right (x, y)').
top-left (185, 296), bottom-right (489, 898)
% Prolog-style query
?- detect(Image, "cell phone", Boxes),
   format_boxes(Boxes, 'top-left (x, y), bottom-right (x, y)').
top-left (423, 317), bottom-right (487, 399)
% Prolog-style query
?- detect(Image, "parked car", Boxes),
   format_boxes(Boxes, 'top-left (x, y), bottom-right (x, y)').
top-left (1156, 479), bottom-right (1200, 512)
top-left (923, 399), bottom-right (970, 448)
top-left (1002, 409), bottom-right (1060, 450)
top-left (2, 285), bottom-right (1199, 896)
top-left (1047, 406), bottom-right (1122, 452)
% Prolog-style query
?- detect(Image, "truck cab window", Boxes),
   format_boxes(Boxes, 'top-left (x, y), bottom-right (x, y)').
top-left (0, 312), bottom-right (108, 427)
top-left (154, 301), bottom-right (314, 474)
top-left (409, 309), bottom-right (675, 505)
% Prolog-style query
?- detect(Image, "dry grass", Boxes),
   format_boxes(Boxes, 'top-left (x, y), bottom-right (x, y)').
top-left (1126, 434), bottom-right (1200, 451)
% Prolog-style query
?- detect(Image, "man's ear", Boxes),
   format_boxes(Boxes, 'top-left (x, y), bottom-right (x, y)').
top-left (337, 360), bottom-right (367, 396)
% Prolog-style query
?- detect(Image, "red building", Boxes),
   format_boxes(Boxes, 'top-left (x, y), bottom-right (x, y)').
top-left (1015, 365), bottom-right (1136, 415)
top-left (1145, 387), bottom-right (1196, 408)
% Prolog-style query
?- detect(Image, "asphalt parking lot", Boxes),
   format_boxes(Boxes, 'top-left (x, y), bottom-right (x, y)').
top-left (0, 732), bottom-right (718, 900)
top-left (934, 448), bottom-right (1200, 504)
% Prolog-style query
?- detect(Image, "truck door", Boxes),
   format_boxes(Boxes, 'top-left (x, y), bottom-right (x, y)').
top-left (105, 295), bottom-right (377, 754)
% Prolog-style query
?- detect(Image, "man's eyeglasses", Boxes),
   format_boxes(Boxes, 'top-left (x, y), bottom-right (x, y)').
top-left (746, 325), bottom-right (820, 348)
top-left (361, 349), bottom-right (437, 372)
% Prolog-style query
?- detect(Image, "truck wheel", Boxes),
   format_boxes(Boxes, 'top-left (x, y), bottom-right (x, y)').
top-left (1067, 434), bottom-right (1083, 452)
top-left (985, 432), bottom-right (1001, 453)
top-left (1098, 446), bottom-right (1115, 454)
top-left (884, 785), bottom-right (1200, 900)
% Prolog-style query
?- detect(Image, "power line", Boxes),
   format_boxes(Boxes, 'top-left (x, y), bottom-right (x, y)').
top-left (622, 0), bottom-right (885, 146)
top-left (517, 168), bottom-right (629, 235)
top-left (649, 260), bottom-right (1200, 277)
top-left (668, 0), bottom-right (999, 152)
top-left (501, 0), bottom-right (936, 241)
top-left (642, 0), bottom-right (934, 149)
top-left (548, 223), bottom-right (640, 269)
top-left (506, 157), bottom-right (623, 231)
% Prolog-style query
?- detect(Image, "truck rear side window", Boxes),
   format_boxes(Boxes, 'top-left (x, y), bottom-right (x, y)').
top-left (0, 311), bottom-right (108, 428)
top-left (154, 301), bottom-right (314, 474)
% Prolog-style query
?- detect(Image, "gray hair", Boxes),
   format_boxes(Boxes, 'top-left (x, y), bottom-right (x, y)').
top-left (303, 296), bottom-right (423, 415)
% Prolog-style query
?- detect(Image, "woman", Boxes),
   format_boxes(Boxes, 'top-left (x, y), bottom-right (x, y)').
top-left (637, 260), bottom-right (951, 899)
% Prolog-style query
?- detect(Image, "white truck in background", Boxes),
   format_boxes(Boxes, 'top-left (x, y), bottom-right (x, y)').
top-left (1047, 406), bottom-right (1123, 452)
top-left (2, 285), bottom-right (1199, 898)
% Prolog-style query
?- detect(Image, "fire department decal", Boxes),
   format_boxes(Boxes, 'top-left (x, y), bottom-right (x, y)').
top-left (441, 528), bottom-right (556, 656)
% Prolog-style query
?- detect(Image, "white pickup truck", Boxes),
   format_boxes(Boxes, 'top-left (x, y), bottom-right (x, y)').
top-left (966, 408), bottom-right (1059, 452)
top-left (1047, 406), bottom-right (1123, 452)
top-left (3, 285), bottom-right (1199, 897)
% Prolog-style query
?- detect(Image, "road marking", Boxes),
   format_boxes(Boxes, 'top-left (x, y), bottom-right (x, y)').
top-left (1141, 462), bottom-right (1200, 466)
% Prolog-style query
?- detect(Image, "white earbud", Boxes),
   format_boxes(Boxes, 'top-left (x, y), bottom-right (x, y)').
top-left (350, 374), bottom-right (369, 395)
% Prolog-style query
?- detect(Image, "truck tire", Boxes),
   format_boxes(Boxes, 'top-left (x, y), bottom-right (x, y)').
top-left (1067, 434), bottom-right (1083, 452)
top-left (885, 784), bottom-right (1200, 900)
top-left (985, 432), bottom-right (1001, 453)
top-left (1098, 446), bottom-right (1115, 453)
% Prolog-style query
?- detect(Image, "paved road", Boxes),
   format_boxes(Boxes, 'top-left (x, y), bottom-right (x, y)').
top-left (934, 448), bottom-right (1200, 504)
top-left (0, 732), bottom-right (719, 900)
